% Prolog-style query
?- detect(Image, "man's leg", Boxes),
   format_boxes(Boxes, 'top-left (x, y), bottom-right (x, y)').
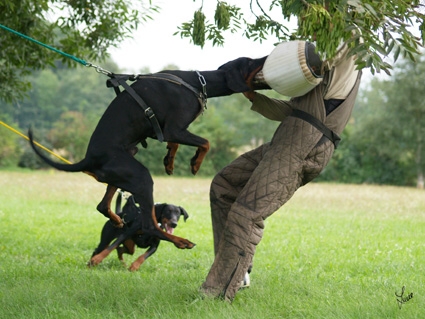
top-left (202, 141), bottom-right (305, 300)
top-left (209, 144), bottom-right (269, 254)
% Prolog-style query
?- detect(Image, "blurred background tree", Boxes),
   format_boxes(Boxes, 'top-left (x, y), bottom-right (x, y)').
top-left (2, 0), bottom-right (425, 187)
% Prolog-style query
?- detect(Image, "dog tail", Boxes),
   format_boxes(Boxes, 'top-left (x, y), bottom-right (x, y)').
top-left (28, 128), bottom-right (89, 172)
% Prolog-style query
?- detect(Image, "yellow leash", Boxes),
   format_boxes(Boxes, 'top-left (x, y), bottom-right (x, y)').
top-left (0, 121), bottom-right (113, 189)
top-left (2, 120), bottom-right (128, 216)
top-left (0, 120), bottom-right (72, 164)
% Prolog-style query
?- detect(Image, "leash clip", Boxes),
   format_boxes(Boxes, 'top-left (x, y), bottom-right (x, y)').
top-left (196, 71), bottom-right (208, 107)
top-left (86, 62), bottom-right (113, 76)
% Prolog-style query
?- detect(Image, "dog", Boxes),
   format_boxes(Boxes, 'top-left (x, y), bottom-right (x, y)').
top-left (90, 195), bottom-right (189, 271)
top-left (28, 56), bottom-right (269, 266)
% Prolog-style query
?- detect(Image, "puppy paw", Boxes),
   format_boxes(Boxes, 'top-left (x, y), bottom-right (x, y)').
top-left (129, 263), bottom-right (141, 272)
top-left (174, 238), bottom-right (196, 249)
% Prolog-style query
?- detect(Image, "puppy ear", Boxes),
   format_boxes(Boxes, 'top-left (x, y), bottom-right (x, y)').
top-left (179, 207), bottom-right (189, 222)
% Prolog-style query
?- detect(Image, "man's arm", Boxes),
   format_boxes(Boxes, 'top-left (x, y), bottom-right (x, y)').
top-left (244, 91), bottom-right (293, 122)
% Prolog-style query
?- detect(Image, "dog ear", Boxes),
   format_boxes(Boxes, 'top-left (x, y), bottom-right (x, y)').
top-left (218, 58), bottom-right (252, 93)
top-left (179, 207), bottom-right (189, 222)
top-left (224, 69), bottom-right (252, 93)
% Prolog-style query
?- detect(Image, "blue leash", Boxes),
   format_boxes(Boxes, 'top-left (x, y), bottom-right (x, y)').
top-left (0, 23), bottom-right (112, 75)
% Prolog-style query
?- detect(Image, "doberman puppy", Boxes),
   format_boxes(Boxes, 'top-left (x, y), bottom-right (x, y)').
top-left (28, 56), bottom-right (269, 266)
top-left (90, 195), bottom-right (189, 271)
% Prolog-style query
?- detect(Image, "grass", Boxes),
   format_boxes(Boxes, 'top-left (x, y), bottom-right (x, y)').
top-left (1, 170), bottom-right (425, 318)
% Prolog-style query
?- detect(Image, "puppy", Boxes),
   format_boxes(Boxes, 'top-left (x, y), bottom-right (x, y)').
top-left (90, 195), bottom-right (189, 271)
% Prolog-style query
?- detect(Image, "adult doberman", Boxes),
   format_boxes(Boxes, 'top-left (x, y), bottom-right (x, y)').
top-left (28, 56), bottom-right (269, 264)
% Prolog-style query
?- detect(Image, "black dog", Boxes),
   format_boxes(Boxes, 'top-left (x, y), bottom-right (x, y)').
top-left (90, 195), bottom-right (189, 271)
top-left (28, 56), bottom-right (268, 266)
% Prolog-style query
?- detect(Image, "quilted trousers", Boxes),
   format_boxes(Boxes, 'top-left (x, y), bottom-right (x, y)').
top-left (200, 117), bottom-right (334, 301)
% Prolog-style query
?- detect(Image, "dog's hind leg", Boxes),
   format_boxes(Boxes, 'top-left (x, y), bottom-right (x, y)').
top-left (96, 184), bottom-right (123, 227)
top-left (96, 147), bottom-right (139, 226)
top-left (116, 239), bottom-right (136, 267)
top-left (88, 219), bottom-right (121, 267)
top-left (89, 157), bottom-right (156, 266)
top-left (163, 142), bottom-right (179, 175)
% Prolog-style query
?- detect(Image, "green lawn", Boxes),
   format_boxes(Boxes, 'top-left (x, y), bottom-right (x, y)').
top-left (1, 170), bottom-right (424, 318)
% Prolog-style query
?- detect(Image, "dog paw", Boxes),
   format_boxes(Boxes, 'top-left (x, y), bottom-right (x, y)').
top-left (88, 253), bottom-right (105, 267)
top-left (174, 239), bottom-right (196, 249)
top-left (163, 155), bottom-right (175, 175)
top-left (110, 215), bottom-right (124, 228)
top-left (164, 166), bottom-right (174, 175)
top-left (190, 157), bottom-right (201, 175)
top-left (129, 263), bottom-right (141, 272)
top-left (113, 222), bottom-right (124, 228)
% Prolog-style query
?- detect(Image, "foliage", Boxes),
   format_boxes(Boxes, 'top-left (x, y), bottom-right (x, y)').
top-left (48, 111), bottom-right (94, 162)
top-left (176, 2), bottom-right (242, 48)
top-left (319, 56), bottom-right (425, 186)
top-left (1, 61), bottom-right (116, 129)
top-left (0, 60), bottom-right (116, 168)
top-left (177, 0), bottom-right (425, 74)
top-left (0, 0), bottom-right (159, 103)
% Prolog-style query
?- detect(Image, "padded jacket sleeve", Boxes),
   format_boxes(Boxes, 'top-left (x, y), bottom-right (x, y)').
top-left (250, 93), bottom-right (293, 121)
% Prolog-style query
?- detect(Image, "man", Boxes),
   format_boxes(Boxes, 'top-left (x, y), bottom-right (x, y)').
top-left (200, 42), bottom-right (362, 301)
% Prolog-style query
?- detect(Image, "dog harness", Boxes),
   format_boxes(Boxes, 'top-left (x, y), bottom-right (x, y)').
top-left (137, 72), bottom-right (208, 109)
top-left (106, 72), bottom-right (208, 146)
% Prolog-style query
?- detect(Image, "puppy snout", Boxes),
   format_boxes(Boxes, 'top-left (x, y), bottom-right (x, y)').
top-left (171, 222), bottom-right (178, 228)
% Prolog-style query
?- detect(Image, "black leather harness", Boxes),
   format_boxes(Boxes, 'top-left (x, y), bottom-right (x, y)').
top-left (106, 72), bottom-right (207, 145)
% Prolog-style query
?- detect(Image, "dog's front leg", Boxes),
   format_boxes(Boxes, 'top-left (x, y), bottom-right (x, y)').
top-left (190, 142), bottom-right (210, 175)
top-left (163, 142), bottom-right (179, 175)
top-left (129, 243), bottom-right (159, 271)
top-left (150, 207), bottom-right (196, 249)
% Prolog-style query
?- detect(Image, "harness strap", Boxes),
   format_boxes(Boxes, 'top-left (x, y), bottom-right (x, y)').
top-left (138, 72), bottom-right (207, 109)
top-left (107, 74), bottom-right (164, 143)
top-left (290, 109), bottom-right (341, 148)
